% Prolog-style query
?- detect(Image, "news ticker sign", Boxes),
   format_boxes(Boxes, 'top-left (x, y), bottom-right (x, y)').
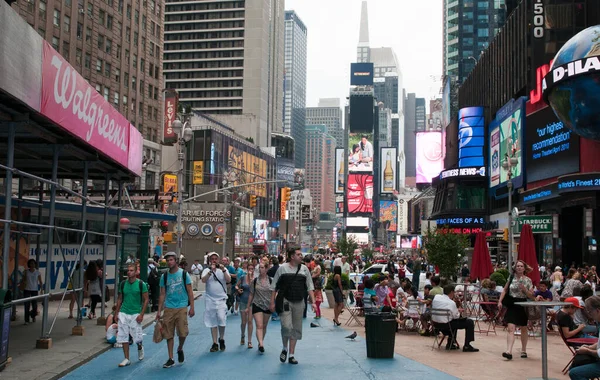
top-left (439, 167), bottom-right (486, 180)
top-left (512, 215), bottom-right (553, 234)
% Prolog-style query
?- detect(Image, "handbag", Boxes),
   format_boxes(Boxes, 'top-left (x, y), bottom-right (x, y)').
top-left (153, 319), bottom-right (165, 343)
top-left (571, 353), bottom-right (599, 369)
top-left (276, 265), bottom-right (301, 314)
top-left (502, 275), bottom-right (515, 307)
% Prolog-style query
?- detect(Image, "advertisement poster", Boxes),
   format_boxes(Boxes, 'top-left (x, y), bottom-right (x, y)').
top-left (348, 133), bottom-right (374, 173)
top-left (335, 148), bottom-right (345, 194)
top-left (380, 148), bottom-right (397, 193)
top-left (458, 107), bottom-right (485, 168)
top-left (192, 161), bottom-right (204, 185)
top-left (526, 107), bottom-right (579, 183)
top-left (489, 125), bottom-right (500, 187)
top-left (400, 235), bottom-right (422, 249)
top-left (416, 132), bottom-right (443, 183)
top-left (163, 174), bottom-right (177, 193)
top-left (163, 90), bottom-right (178, 144)
top-left (489, 98), bottom-right (524, 189)
top-left (347, 233), bottom-right (370, 245)
top-left (349, 95), bottom-right (374, 133)
top-left (228, 146), bottom-right (267, 197)
top-left (253, 220), bottom-right (269, 241)
top-left (379, 201), bottom-right (398, 232)
top-left (347, 174), bottom-right (374, 214)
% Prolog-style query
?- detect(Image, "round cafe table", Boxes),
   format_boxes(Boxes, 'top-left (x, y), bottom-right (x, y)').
top-left (514, 301), bottom-right (571, 380)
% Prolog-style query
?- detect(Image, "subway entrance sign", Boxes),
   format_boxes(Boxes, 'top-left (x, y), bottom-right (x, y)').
top-left (512, 215), bottom-right (553, 234)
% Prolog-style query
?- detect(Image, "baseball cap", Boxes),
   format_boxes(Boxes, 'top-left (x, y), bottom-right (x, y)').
top-left (164, 251), bottom-right (177, 259)
top-left (555, 266), bottom-right (562, 271)
top-left (565, 297), bottom-right (583, 309)
top-left (208, 252), bottom-right (220, 259)
top-left (337, 253), bottom-right (343, 257)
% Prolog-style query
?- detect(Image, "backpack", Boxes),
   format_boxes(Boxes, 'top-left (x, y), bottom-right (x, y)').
top-left (253, 276), bottom-right (272, 289)
top-left (120, 279), bottom-right (145, 304)
top-left (148, 266), bottom-right (159, 286)
top-left (163, 269), bottom-right (190, 306)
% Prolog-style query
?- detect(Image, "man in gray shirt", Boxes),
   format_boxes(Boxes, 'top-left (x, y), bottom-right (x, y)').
top-left (360, 135), bottom-right (374, 162)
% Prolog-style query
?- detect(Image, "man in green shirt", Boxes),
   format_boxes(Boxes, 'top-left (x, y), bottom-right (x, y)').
top-left (429, 275), bottom-right (443, 297)
top-left (115, 263), bottom-right (149, 367)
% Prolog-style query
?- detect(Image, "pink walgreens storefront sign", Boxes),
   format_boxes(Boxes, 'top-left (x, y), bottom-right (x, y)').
top-left (40, 41), bottom-right (141, 174)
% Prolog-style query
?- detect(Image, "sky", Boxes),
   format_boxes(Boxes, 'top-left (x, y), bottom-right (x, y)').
top-left (285, 0), bottom-right (443, 111)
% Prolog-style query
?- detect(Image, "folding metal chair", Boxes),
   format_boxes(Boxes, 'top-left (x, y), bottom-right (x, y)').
top-left (430, 308), bottom-right (458, 350)
top-left (344, 293), bottom-right (363, 327)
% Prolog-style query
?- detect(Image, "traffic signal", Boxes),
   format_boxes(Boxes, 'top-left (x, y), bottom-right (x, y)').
top-left (503, 228), bottom-right (509, 242)
top-left (249, 195), bottom-right (257, 208)
top-left (281, 187), bottom-right (292, 202)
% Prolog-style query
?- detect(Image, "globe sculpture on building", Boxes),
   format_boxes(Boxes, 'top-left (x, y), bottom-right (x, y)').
top-left (543, 25), bottom-right (600, 140)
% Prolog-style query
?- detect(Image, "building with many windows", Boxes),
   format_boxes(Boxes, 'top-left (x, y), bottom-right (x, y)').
top-left (283, 10), bottom-right (307, 169)
top-left (404, 92), bottom-right (426, 186)
top-left (163, 0), bottom-right (284, 146)
top-left (305, 124), bottom-right (335, 215)
top-left (305, 98), bottom-right (344, 149)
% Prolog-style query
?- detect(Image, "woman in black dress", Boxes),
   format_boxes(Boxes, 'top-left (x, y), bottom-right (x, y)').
top-left (332, 266), bottom-right (344, 326)
top-left (498, 260), bottom-right (535, 360)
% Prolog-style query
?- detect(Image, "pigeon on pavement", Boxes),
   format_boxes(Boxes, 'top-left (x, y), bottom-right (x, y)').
top-left (310, 322), bottom-right (319, 328)
top-left (345, 331), bottom-right (358, 340)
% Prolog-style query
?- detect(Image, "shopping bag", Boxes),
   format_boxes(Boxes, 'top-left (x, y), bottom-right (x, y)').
top-left (153, 320), bottom-right (164, 343)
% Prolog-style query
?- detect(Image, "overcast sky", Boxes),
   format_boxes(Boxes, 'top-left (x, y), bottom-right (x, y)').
top-left (285, 0), bottom-right (443, 111)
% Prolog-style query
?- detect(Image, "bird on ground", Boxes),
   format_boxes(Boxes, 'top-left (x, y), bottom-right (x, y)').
top-left (310, 322), bottom-right (319, 328)
top-left (345, 331), bottom-right (357, 340)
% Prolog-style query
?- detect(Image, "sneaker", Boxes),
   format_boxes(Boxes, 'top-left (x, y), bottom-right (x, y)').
top-left (177, 349), bottom-right (184, 363)
top-left (118, 359), bottom-right (131, 367)
top-left (219, 339), bottom-right (226, 351)
top-left (258, 346), bottom-right (265, 354)
top-left (138, 346), bottom-right (144, 361)
top-left (280, 349), bottom-right (287, 363)
top-left (163, 358), bottom-right (175, 368)
top-left (210, 343), bottom-right (219, 352)
top-left (288, 357), bottom-right (299, 365)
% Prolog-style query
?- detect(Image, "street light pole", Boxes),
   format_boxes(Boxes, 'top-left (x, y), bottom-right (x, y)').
top-left (223, 190), bottom-right (228, 259)
top-left (502, 146), bottom-right (519, 271)
top-left (172, 118), bottom-right (193, 257)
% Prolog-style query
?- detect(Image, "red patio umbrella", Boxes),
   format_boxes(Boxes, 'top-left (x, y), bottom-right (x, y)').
top-left (470, 232), bottom-right (494, 281)
top-left (517, 224), bottom-right (541, 286)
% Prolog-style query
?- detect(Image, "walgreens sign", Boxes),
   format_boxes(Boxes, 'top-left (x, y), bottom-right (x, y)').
top-left (40, 42), bottom-right (137, 171)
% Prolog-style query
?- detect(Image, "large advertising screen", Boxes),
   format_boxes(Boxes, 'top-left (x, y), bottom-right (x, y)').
top-left (347, 233), bottom-right (370, 245)
top-left (253, 220), bottom-right (269, 241)
top-left (349, 95), bottom-right (374, 133)
top-left (416, 132), bottom-right (444, 183)
top-left (526, 106), bottom-right (579, 183)
top-left (350, 62), bottom-right (374, 86)
top-left (379, 201), bottom-right (398, 232)
top-left (489, 98), bottom-right (525, 189)
top-left (399, 235), bottom-right (422, 249)
top-left (458, 107), bottom-right (485, 168)
top-left (335, 148), bottom-right (345, 194)
top-left (380, 148), bottom-right (397, 193)
top-left (228, 146), bottom-right (268, 196)
top-left (347, 174), bottom-right (374, 214)
top-left (348, 133), bottom-right (374, 173)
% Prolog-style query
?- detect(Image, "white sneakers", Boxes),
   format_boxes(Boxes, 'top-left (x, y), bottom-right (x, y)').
top-left (118, 346), bottom-right (143, 368)
top-left (118, 359), bottom-right (131, 367)
top-left (138, 346), bottom-right (144, 361)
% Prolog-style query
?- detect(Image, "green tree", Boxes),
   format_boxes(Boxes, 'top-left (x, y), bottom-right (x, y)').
top-left (423, 227), bottom-right (469, 280)
top-left (361, 247), bottom-right (375, 267)
top-left (336, 236), bottom-right (358, 261)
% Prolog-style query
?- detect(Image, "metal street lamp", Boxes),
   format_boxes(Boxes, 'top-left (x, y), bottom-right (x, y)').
top-left (172, 118), bottom-right (193, 257)
top-left (502, 146), bottom-right (519, 271)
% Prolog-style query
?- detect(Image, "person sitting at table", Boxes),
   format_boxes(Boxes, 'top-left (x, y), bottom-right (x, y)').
top-left (429, 276), bottom-right (443, 298)
top-left (362, 278), bottom-right (377, 312)
top-left (534, 280), bottom-right (553, 301)
top-left (419, 285), bottom-right (434, 336)
top-left (573, 286), bottom-right (598, 336)
top-left (431, 284), bottom-right (479, 352)
top-left (557, 297), bottom-right (594, 339)
top-left (568, 295), bottom-right (600, 380)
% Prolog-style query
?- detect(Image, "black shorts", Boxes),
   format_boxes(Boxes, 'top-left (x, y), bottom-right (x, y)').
top-left (252, 304), bottom-right (272, 315)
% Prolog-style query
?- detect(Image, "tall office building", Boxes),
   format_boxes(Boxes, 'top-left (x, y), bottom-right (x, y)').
top-left (416, 98), bottom-right (426, 132)
top-left (163, 0), bottom-right (284, 147)
top-left (10, 0), bottom-right (164, 190)
top-left (404, 92), bottom-right (425, 186)
top-left (443, 0), bottom-right (517, 83)
top-left (283, 10), bottom-right (307, 169)
top-left (305, 124), bottom-right (335, 214)
top-left (305, 98), bottom-right (344, 149)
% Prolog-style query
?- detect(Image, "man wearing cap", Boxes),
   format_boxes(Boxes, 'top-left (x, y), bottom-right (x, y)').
top-left (190, 259), bottom-right (203, 292)
top-left (156, 252), bottom-right (195, 368)
top-left (333, 253), bottom-right (343, 269)
top-left (202, 252), bottom-right (231, 352)
top-left (557, 297), bottom-right (593, 339)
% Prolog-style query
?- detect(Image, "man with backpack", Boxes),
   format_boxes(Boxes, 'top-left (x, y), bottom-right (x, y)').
top-left (115, 263), bottom-right (149, 367)
top-left (156, 251), bottom-right (195, 368)
top-left (201, 252), bottom-right (231, 352)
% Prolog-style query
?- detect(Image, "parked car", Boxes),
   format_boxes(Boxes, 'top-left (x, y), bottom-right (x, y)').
top-left (349, 264), bottom-right (428, 290)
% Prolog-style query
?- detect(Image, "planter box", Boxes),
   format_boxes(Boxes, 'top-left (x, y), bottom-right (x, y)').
top-left (325, 290), bottom-right (335, 308)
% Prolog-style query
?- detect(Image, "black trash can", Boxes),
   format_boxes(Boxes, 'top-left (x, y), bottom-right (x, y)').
top-left (0, 289), bottom-right (13, 371)
top-left (365, 312), bottom-right (396, 359)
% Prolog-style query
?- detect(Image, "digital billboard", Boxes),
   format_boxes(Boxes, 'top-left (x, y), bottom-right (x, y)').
top-left (348, 133), bottom-right (374, 173)
top-left (489, 98), bottom-right (525, 189)
top-left (399, 235), bottom-right (422, 249)
top-left (335, 148), bottom-right (345, 194)
top-left (379, 201), bottom-right (398, 232)
top-left (350, 62), bottom-right (374, 86)
top-left (416, 132), bottom-right (444, 183)
top-left (458, 107), bottom-right (485, 168)
top-left (380, 148), bottom-right (397, 193)
top-left (346, 217), bottom-right (370, 227)
top-left (347, 174), bottom-right (374, 214)
top-left (526, 106), bottom-right (579, 183)
top-left (253, 220), bottom-right (269, 241)
top-left (228, 146), bottom-right (267, 196)
top-left (347, 233), bottom-right (370, 245)
top-left (349, 95), bottom-right (374, 133)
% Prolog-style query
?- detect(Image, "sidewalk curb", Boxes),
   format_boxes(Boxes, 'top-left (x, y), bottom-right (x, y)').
top-left (47, 293), bottom-right (203, 380)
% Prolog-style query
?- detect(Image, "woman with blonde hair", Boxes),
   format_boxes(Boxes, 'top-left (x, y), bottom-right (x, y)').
top-left (498, 260), bottom-right (535, 360)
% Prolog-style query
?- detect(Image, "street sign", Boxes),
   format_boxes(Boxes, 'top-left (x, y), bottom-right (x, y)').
top-left (512, 215), bottom-right (552, 234)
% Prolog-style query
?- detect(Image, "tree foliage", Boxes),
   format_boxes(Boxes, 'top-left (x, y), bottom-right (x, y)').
top-left (336, 237), bottom-right (358, 261)
top-left (423, 228), bottom-right (469, 279)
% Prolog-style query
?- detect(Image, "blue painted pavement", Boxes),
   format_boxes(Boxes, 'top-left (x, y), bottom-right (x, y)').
top-left (61, 299), bottom-right (458, 380)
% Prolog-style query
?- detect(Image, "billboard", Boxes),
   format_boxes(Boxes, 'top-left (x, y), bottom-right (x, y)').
top-left (399, 235), bottom-right (422, 249)
top-left (380, 148), bottom-right (397, 193)
top-left (525, 106), bottom-right (579, 183)
top-left (346, 217), bottom-right (370, 227)
top-left (350, 62), bottom-right (374, 86)
top-left (253, 220), bottom-right (269, 241)
top-left (347, 174), bottom-right (374, 214)
top-left (489, 98), bottom-right (525, 189)
top-left (458, 107), bottom-right (485, 168)
top-left (349, 95), bottom-right (374, 133)
top-left (379, 201), bottom-right (398, 232)
top-left (163, 90), bottom-right (178, 144)
top-left (335, 148), bottom-right (345, 194)
top-left (163, 174), bottom-right (177, 193)
top-left (347, 233), bottom-right (370, 245)
top-left (348, 133), bottom-right (374, 173)
top-left (192, 161), bottom-right (204, 185)
top-left (397, 199), bottom-right (408, 234)
top-left (416, 132), bottom-right (444, 183)
top-left (228, 146), bottom-right (268, 197)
